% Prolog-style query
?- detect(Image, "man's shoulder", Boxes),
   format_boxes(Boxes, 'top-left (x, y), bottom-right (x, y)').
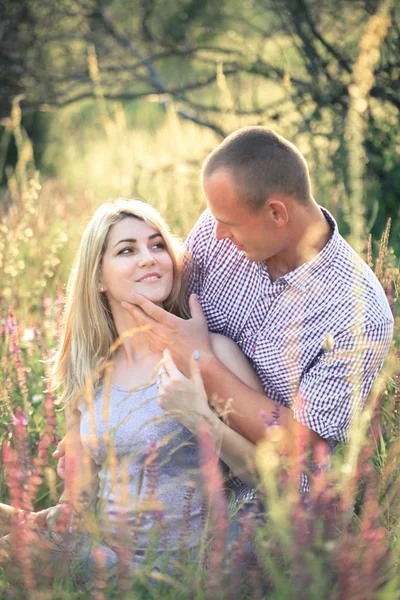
top-left (189, 208), bottom-right (215, 236)
top-left (186, 209), bottom-right (215, 254)
top-left (331, 234), bottom-right (393, 324)
top-left (186, 208), bottom-right (244, 266)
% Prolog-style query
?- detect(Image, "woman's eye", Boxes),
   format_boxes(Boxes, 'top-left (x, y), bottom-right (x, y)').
top-left (118, 247), bottom-right (135, 255)
top-left (152, 242), bottom-right (166, 250)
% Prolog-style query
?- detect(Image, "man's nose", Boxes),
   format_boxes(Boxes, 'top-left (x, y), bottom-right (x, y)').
top-left (214, 221), bottom-right (231, 241)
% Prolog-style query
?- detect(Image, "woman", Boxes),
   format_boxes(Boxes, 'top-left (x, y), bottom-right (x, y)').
top-left (1, 198), bottom-right (263, 582)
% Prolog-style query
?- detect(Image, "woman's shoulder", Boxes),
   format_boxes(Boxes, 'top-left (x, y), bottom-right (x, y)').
top-left (210, 333), bottom-right (253, 367)
top-left (210, 332), bottom-right (238, 354)
top-left (209, 333), bottom-right (263, 392)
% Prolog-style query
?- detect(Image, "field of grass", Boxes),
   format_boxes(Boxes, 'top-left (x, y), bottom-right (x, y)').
top-left (0, 97), bottom-right (399, 599)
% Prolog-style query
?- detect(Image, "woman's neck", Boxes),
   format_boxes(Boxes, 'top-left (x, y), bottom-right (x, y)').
top-left (108, 308), bottom-right (162, 389)
top-left (111, 306), bottom-right (161, 365)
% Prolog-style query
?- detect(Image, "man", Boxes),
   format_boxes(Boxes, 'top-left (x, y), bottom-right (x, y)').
top-left (122, 126), bottom-right (393, 451)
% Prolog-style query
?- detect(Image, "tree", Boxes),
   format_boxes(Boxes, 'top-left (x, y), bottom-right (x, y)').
top-left (1, 0), bottom-right (399, 241)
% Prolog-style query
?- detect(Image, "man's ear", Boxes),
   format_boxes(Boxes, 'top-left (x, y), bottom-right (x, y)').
top-left (265, 198), bottom-right (289, 227)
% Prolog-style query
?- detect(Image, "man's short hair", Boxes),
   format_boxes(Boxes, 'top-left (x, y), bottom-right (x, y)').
top-left (201, 126), bottom-right (312, 211)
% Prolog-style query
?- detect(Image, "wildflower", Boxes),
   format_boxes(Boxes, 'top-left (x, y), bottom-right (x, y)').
top-left (91, 546), bottom-right (107, 600)
top-left (197, 422), bottom-right (228, 595)
top-left (180, 486), bottom-right (195, 545)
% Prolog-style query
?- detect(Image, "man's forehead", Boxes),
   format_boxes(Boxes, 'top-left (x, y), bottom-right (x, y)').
top-left (203, 167), bottom-right (236, 188)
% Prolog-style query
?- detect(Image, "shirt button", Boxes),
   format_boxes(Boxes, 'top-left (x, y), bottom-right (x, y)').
top-left (244, 328), bottom-right (252, 337)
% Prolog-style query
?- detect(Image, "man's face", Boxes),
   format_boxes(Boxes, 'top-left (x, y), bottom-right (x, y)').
top-left (202, 169), bottom-right (282, 262)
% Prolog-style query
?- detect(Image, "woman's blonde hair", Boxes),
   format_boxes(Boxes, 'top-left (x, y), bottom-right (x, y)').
top-left (52, 198), bottom-right (188, 405)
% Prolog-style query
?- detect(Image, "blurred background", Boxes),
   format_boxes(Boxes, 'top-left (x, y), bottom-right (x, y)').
top-left (0, 0), bottom-right (399, 314)
top-left (0, 5), bottom-right (399, 597)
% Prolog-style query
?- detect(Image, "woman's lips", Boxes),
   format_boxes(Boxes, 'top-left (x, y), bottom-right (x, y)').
top-left (136, 273), bottom-right (161, 283)
top-left (136, 271), bottom-right (161, 283)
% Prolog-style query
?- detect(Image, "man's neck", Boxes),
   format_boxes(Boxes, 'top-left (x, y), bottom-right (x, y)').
top-left (265, 205), bottom-right (332, 281)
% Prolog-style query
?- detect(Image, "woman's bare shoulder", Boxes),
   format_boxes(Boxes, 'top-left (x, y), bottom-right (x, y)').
top-left (210, 333), bottom-right (263, 392)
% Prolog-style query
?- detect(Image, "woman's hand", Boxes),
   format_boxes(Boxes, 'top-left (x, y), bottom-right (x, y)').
top-left (157, 349), bottom-right (215, 434)
top-left (45, 502), bottom-right (77, 542)
top-left (0, 503), bottom-right (52, 535)
top-left (52, 437), bottom-right (67, 480)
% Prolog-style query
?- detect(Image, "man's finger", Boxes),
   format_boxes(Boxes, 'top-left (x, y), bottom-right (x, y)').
top-left (57, 456), bottom-right (66, 480)
top-left (124, 294), bottom-right (175, 325)
top-left (121, 301), bottom-right (157, 327)
top-left (121, 305), bottom-right (167, 344)
top-left (188, 294), bottom-right (206, 322)
top-left (189, 350), bottom-right (205, 390)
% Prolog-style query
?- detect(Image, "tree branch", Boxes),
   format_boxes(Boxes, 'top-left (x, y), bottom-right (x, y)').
top-left (297, 0), bottom-right (352, 74)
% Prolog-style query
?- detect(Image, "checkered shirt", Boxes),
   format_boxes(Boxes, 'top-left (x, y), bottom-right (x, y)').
top-left (185, 207), bottom-right (394, 445)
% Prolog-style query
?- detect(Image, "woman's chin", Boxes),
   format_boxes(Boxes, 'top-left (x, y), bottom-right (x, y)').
top-left (126, 292), bottom-right (168, 307)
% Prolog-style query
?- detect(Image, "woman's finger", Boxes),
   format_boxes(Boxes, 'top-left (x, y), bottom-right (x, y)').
top-left (162, 348), bottom-right (183, 379)
top-left (157, 366), bottom-right (168, 391)
top-left (52, 437), bottom-right (66, 458)
top-left (33, 508), bottom-right (51, 527)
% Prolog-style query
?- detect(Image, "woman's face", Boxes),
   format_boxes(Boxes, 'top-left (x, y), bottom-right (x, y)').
top-left (100, 217), bottom-right (174, 308)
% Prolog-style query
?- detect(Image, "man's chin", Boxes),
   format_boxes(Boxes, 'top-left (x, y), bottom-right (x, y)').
top-left (243, 249), bottom-right (257, 261)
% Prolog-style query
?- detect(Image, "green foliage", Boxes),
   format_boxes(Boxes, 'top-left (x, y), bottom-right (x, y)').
top-left (157, 0), bottom-right (226, 45)
top-left (0, 1), bottom-right (400, 596)
top-left (1, 0), bottom-right (398, 251)
top-left (0, 101), bottom-right (400, 598)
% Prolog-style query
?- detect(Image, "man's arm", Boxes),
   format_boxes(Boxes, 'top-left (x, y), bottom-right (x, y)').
top-left (122, 295), bottom-right (323, 448)
top-left (205, 318), bottom-right (393, 446)
top-left (159, 344), bottom-right (260, 486)
top-left (123, 296), bottom-right (393, 450)
top-left (292, 320), bottom-right (393, 442)
top-left (200, 349), bottom-right (320, 446)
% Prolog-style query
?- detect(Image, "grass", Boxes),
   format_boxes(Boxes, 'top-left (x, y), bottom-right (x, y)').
top-left (0, 72), bottom-right (400, 598)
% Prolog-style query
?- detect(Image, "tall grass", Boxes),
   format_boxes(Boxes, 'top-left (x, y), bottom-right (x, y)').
top-left (1, 3), bottom-right (400, 595)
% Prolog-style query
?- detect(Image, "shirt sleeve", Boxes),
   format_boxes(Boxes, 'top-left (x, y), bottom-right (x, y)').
top-left (183, 209), bottom-right (215, 300)
top-left (293, 318), bottom-right (394, 442)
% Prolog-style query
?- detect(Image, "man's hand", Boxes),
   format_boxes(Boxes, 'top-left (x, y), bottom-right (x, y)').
top-left (122, 293), bottom-right (214, 374)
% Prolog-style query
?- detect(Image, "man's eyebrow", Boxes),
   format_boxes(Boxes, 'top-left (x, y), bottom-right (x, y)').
top-left (113, 233), bottom-right (162, 249)
top-left (215, 217), bottom-right (234, 226)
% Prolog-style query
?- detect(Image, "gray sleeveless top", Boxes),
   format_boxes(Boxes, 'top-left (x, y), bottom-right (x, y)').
top-left (79, 381), bottom-right (204, 553)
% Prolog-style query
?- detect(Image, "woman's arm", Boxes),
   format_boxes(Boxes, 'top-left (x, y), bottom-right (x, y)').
top-left (0, 407), bottom-right (98, 535)
top-left (0, 503), bottom-right (26, 535)
top-left (207, 334), bottom-right (263, 485)
top-left (0, 503), bottom-right (51, 535)
top-left (43, 405), bottom-right (100, 538)
top-left (56, 405), bottom-right (99, 513)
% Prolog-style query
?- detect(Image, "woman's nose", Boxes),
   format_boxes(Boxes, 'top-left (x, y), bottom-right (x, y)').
top-left (137, 247), bottom-right (156, 266)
